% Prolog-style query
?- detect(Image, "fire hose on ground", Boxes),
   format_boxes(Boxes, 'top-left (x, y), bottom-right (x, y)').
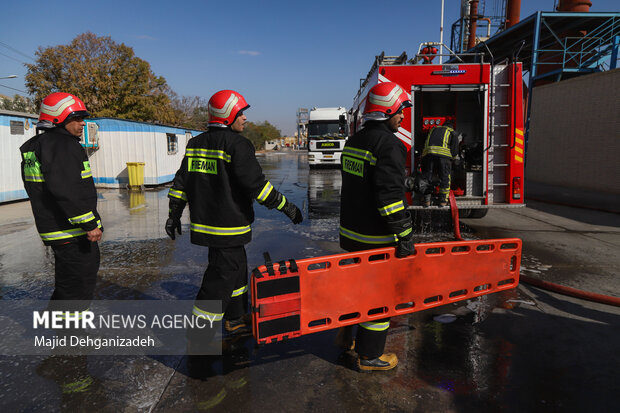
top-left (518, 275), bottom-right (620, 307)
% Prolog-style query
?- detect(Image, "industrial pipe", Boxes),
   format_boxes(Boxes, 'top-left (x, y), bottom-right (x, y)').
top-left (478, 17), bottom-right (492, 38)
top-left (557, 0), bottom-right (592, 12)
top-left (505, 0), bottom-right (521, 29)
top-left (468, 0), bottom-right (479, 50)
top-left (440, 0), bottom-right (445, 63)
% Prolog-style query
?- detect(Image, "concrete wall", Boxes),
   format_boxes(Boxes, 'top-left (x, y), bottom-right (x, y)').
top-left (526, 69), bottom-right (620, 195)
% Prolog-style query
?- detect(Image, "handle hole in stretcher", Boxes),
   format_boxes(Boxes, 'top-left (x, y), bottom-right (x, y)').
top-left (449, 289), bottom-right (467, 298)
top-left (308, 318), bottom-right (331, 328)
top-left (338, 312), bottom-right (361, 322)
top-left (474, 283), bottom-right (491, 292)
top-left (425, 247), bottom-right (445, 255)
top-left (395, 302), bottom-right (415, 310)
top-left (423, 295), bottom-right (442, 304)
top-left (368, 253), bottom-right (389, 262)
top-left (307, 261), bottom-right (331, 271)
top-left (339, 257), bottom-right (361, 266)
top-left (500, 242), bottom-right (518, 250)
top-left (476, 244), bottom-right (494, 252)
top-left (510, 256), bottom-right (517, 271)
top-left (451, 246), bottom-right (470, 253)
top-left (368, 306), bottom-right (388, 316)
top-left (498, 278), bottom-right (515, 286)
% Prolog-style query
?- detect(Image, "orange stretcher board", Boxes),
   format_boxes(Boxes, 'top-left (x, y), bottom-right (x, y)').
top-left (251, 238), bottom-right (521, 345)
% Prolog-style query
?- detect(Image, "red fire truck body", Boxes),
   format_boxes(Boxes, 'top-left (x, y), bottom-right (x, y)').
top-left (350, 53), bottom-right (525, 215)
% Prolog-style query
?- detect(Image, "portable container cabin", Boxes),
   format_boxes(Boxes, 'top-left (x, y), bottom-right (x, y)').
top-left (0, 110), bottom-right (38, 203)
top-left (84, 118), bottom-right (203, 188)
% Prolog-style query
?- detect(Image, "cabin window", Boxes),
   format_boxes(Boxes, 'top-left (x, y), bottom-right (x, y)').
top-left (167, 133), bottom-right (178, 155)
top-left (10, 121), bottom-right (24, 135)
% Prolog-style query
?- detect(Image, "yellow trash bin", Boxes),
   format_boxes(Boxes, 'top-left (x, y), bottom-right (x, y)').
top-left (126, 162), bottom-right (145, 189)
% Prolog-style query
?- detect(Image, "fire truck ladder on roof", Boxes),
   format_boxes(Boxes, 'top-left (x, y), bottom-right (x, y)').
top-left (487, 62), bottom-right (512, 204)
top-left (359, 51), bottom-right (408, 91)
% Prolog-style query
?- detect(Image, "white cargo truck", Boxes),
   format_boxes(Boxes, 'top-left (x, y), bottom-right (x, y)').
top-left (307, 107), bottom-right (348, 168)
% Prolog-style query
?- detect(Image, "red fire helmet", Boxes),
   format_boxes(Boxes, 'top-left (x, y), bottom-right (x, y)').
top-left (39, 92), bottom-right (90, 124)
top-left (207, 90), bottom-right (250, 126)
top-left (363, 82), bottom-right (412, 121)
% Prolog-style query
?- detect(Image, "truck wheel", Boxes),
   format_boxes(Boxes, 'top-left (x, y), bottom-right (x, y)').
top-left (468, 209), bottom-right (488, 219)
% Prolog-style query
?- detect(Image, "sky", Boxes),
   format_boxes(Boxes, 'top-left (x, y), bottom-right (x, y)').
top-left (1, 0), bottom-right (618, 135)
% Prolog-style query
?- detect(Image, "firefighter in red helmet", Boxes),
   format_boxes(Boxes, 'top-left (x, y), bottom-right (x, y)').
top-left (338, 82), bottom-right (416, 371)
top-left (20, 92), bottom-right (102, 315)
top-left (166, 90), bottom-right (303, 351)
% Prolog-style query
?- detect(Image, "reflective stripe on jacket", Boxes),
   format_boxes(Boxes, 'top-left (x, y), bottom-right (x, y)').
top-left (422, 126), bottom-right (459, 159)
top-left (168, 127), bottom-right (286, 248)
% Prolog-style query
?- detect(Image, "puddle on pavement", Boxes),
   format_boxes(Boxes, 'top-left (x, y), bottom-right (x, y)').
top-left (520, 254), bottom-right (553, 276)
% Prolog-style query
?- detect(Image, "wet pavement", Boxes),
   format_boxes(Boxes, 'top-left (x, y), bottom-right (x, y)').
top-left (1, 150), bottom-right (619, 412)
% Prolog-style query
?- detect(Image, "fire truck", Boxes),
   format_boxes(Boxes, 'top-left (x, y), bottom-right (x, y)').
top-left (307, 107), bottom-right (348, 168)
top-left (349, 50), bottom-right (525, 217)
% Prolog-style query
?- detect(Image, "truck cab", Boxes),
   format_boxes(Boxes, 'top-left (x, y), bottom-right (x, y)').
top-left (307, 107), bottom-right (348, 168)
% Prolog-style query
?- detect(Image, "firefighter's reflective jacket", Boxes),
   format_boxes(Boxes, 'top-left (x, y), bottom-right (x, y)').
top-left (168, 127), bottom-right (288, 248)
top-left (340, 121), bottom-right (409, 251)
top-left (422, 125), bottom-right (459, 159)
top-left (20, 128), bottom-right (102, 246)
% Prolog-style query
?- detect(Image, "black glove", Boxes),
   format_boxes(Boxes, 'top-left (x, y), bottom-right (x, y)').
top-left (404, 176), bottom-right (416, 192)
top-left (281, 200), bottom-right (303, 224)
top-left (387, 212), bottom-right (415, 258)
top-left (396, 232), bottom-right (416, 258)
top-left (414, 173), bottom-right (432, 195)
top-left (165, 217), bottom-right (182, 240)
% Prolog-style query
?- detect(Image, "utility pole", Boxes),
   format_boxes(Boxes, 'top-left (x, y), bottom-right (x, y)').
top-left (439, 0), bottom-right (445, 63)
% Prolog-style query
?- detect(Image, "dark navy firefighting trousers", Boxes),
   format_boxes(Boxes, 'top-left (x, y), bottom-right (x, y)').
top-left (421, 155), bottom-right (452, 202)
top-left (197, 246), bottom-right (248, 321)
top-left (49, 239), bottom-right (100, 312)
